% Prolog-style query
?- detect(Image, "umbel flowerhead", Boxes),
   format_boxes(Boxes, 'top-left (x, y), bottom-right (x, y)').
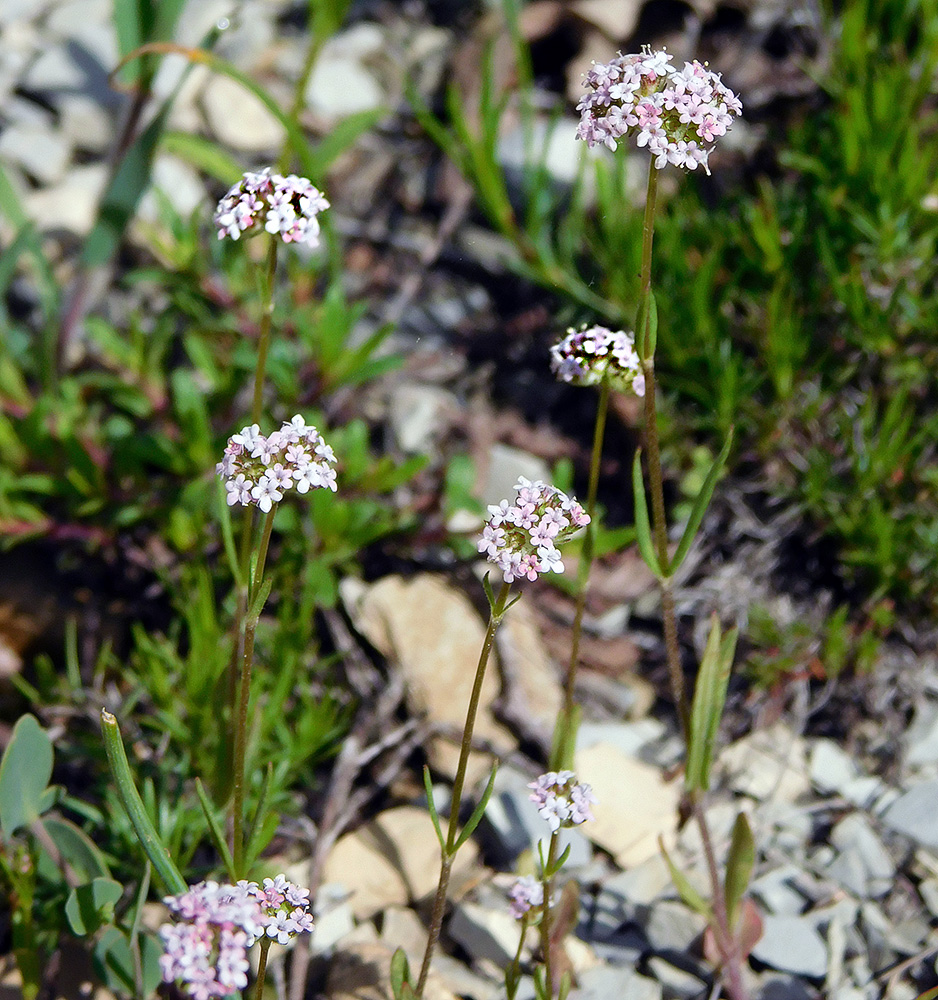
top-left (575, 47), bottom-right (742, 173)
top-left (551, 324), bottom-right (645, 396)
top-left (216, 414), bottom-right (337, 512)
top-left (215, 168), bottom-right (329, 246)
top-left (478, 477), bottom-right (590, 584)
top-left (159, 877), bottom-right (314, 999)
top-left (528, 770), bottom-right (598, 833)
top-left (508, 874), bottom-right (545, 920)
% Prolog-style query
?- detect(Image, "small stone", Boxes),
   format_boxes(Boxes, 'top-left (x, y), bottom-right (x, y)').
top-left (810, 738), bottom-right (861, 794)
top-left (431, 954), bottom-right (502, 1000)
top-left (828, 814), bottom-right (894, 898)
top-left (346, 574), bottom-right (515, 784)
top-left (202, 73), bottom-right (285, 152)
top-left (918, 877), bottom-right (938, 918)
top-left (576, 742), bottom-right (680, 868)
top-left (45, 0), bottom-right (117, 70)
top-left (137, 154), bottom-right (207, 224)
top-left (480, 444), bottom-right (552, 511)
top-left (311, 883), bottom-right (355, 954)
top-left (757, 977), bottom-right (816, 1000)
top-left (22, 44), bottom-right (85, 93)
top-left (0, 122), bottom-right (71, 184)
top-left (388, 384), bottom-right (457, 456)
top-left (602, 853), bottom-right (673, 907)
top-left (646, 957), bottom-right (706, 999)
top-left (750, 865), bottom-right (809, 917)
top-left (327, 941), bottom-right (456, 1000)
top-left (380, 906), bottom-right (428, 970)
top-left (498, 117), bottom-right (597, 187)
top-left (571, 0), bottom-right (643, 39)
top-left (643, 899), bottom-right (706, 954)
top-left (305, 23), bottom-right (386, 120)
top-left (576, 719), bottom-right (665, 758)
top-left (720, 724), bottom-right (810, 802)
top-left (841, 776), bottom-right (886, 810)
top-left (0, 0), bottom-right (52, 25)
top-left (571, 966), bottom-right (662, 1000)
top-left (447, 900), bottom-right (522, 968)
top-left (23, 162), bottom-right (107, 234)
top-left (881, 779), bottom-right (938, 849)
top-left (750, 914), bottom-right (828, 979)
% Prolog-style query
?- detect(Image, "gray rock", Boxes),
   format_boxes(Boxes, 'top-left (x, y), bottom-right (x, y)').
top-left (45, 0), bottom-right (117, 69)
top-left (388, 384), bottom-right (457, 456)
top-left (0, 0), bottom-right (52, 26)
top-left (432, 954), bottom-right (502, 1000)
top-left (750, 865), bottom-right (810, 917)
top-left (571, 966), bottom-right (662, 1000)
top-left (840, 776), bottom-right (886, 810)
top-left (646, 957), bottom-right (706, 999)
top-left (757, 977), bottom-right (816, 1000)
top-left (0, 121), bottom-right (71, 184)
top-left (480, 444), bottom-right (551, 510)
top-left (904, 700), bottom-right (938, 768)
top-left (448, 900), bottom-right (520, 968)
top-left (750, 914), bottom-right (828, 979)
top-left (310, 883), bottom-right (355, 954)
top-left (23, 162), bottom-right (107, 234)
top-left (576, 719), bottom-right (665, 758)
top-left (602, 853), bottom-right (672, 907)
top-left (58, 94), bottom-right (112, 152)
top-left (828, 814), bottom-right (894, 898)
top-left (810, 738), bottom-right (861, 794)
top-left (202, 73), bottom-right (285, 152)
top-left (22, 44), bottom-right (86, 92)
top-left (644, 900), bottom-right (706, 954)
top-left (881, 779), bottom-right (938, 848)
top-left (918, 876), bottom-right (938, 918)
top-left (482, 765), bottom-right (592, 869)
top-left (305, 23), bottom-right (386, 120)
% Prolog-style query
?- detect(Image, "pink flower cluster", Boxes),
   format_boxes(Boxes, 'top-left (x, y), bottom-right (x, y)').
top-left (575, 48), bottom-right (742, 173)
top-left (508, 874), bottom-right (544, 920)
top-left (478, 477), bottom-right (590, 584)
top-left (159, 877), bottom-right (314, 1000)
top-left (528, 771), bottom-right (597, 833)
top-left (216, 415), bottom-right (337, 513)
top-left (214, 168), bottom-right (329, 246)
top-left (550, 325), bottom-right (645, 396)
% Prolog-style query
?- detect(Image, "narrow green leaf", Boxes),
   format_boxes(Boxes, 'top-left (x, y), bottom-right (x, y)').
top-left (724, 811), bottom-right (755, 929)
top-left (390, 946), bottom-right (410, 999)
top-left (100, 710), bottom-right (186, 894)
top-left (659, 838), bottom-right (712, 919)
top-left (671, 431), bottom-right (734, 574)
top-left (195, 779), bottom-right (236, 881)
top-left (632, 451), bottom-right (665, 579)
top-left (686, 617), bottom-right (733, 793)
top-left (248, 575), bottom-right (273, 623)
top-left (636, 289), bottom-right (658, 359)
top-left (423, 766), bottom-right (446, 851)
top-left (558, 970), bottom-right (572, 1000)
top-left (481, 571), bottom-right (495, 612)
top-left (65, 877), bottom-right (123, 935)
top-left (453, 763), bottom-right (499, 852)
top-left (160, 130), bottom-right (243, 186)
top-left (0, 714), bottom-right (53, 835)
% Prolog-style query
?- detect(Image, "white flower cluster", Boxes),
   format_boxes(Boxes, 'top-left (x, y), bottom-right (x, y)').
top-left (216, 414), bottom-right (337, 513)
top-left (508, 874), bottom-right (544, 920)
top-left (550, 324), bottom-right (645, 396)
top-left (214, 168), bottom-right (329, 246)
top-left (478, 477), bottom-right (590, 584)
top-left (159, 877), bottom-right (314, 1000)
top-left (528, 770), bottom-right (598, 833)
top-left (575, 48), bottom-right (742, 173)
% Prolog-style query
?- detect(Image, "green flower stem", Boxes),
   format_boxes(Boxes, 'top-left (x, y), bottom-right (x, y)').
top-left (693, 796), bottom-right (749, 1000)
top-left (539, 831), bottom-right (561, 1000)
top-left (415, 580), bottom-right (513, 997)
top-left (231, 507), bottom-right (277, 877)
top-left (100, 709), bottom-right (187, 894)
top-left (253, 938), bottom-right (272, 1000)
top-left (636, 159), bottom-right (689, 739)
top-left (506, 914), bottom-right (530, 1000)
top-left (552, 378), bottom-right (611, 770)
top-left (226, 238), bottom-right (278, 743)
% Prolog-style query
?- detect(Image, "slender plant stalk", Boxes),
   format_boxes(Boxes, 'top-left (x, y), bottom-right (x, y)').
top-left (254, 938), bottom-right (272, 1000)
top-left (415, 581), bottom-right (512, 996)
top-left (231, 508), bottom-right (277, 876)
top-left (226, 238), bottom-right (279, 781)
top-left (693, 798), bottom-right (749, 1000)
top-left (539, 831), bottom-right (561, 1000)
top-left (636, 159), bottom-right (748, 1000)
top-left (551, 379), bottom-right (611, 770)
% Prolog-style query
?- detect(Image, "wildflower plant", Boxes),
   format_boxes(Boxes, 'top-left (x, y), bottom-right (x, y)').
top-left (100, 165), bottom-right (333, 1000)
top-left (571, 45), bottom-right (753, 1000)
top-left (504, 772), bottom-right (597, 1000)
top-left (401, 482), bottom-right (588, 1000)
